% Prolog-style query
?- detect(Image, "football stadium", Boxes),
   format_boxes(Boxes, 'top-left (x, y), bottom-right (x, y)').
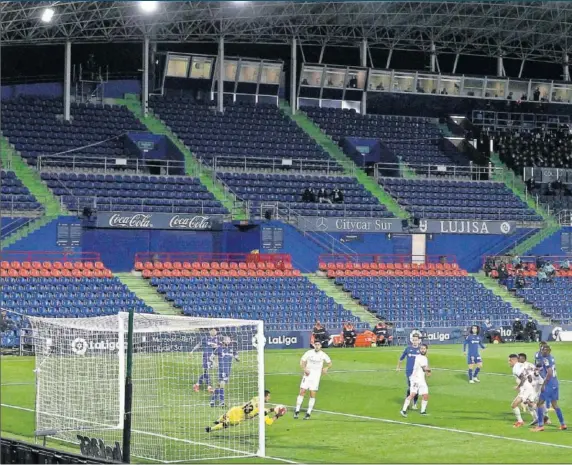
top-left (1, 1), bottom-right (572, 463)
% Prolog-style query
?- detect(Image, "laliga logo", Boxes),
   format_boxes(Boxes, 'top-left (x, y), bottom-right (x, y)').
top-left (252, 334), bottom-right (267, 349)
top-left (552, 327), bottom-right (563, 341)
top-left (500, 222), bottom-right (512, 234)
top-left (71, 337), bottom-right (88, 355)
top-left (419, 220), bottom-right (428, 233)
top-left (168, 215), bottom-right (212, 230)
top-left (109, 213), bottom-right (152, 228)
top-left (426, 332), bottom-right (450, 342)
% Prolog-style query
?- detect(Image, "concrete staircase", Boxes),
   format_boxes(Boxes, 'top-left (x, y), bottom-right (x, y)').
top-left (116, 273), bottom-right (179, 315)
top-left (305, 273), bottom-right (378, 326)
top-left (1, 137), bottom-right (65, 249)
top-left (281, 102), bottom-right (408, 219)
top-left (471, 272), bottom-right (550, 324)
top-left (115, 95), bottom-right (247, 220)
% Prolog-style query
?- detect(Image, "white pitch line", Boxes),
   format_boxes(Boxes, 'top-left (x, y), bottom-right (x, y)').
top-left (276, 405), bottom-right (572, 451)
top-left (0, 404), bottom-right (300, 464)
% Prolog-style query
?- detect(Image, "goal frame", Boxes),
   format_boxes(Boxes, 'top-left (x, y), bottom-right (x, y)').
top-left (30, 312), bottom-right (266, 463)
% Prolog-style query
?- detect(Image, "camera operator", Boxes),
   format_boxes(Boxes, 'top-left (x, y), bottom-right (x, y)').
top-left (512, 318), bottom-right (525, 342)
top-left (482, 318), bottom-right (499, 343)
top-left (312, 321), bottom-right (329, 348)
top-left (524, 319), bottom-right (541, 343)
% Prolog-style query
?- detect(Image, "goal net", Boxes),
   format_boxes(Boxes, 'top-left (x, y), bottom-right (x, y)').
top-left (29, 312), bottom-right (265, 463)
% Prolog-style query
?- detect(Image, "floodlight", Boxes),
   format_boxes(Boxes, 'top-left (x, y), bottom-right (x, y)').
top-left (41, 8), bottom-right (55, 23)
top-left (139, 1), bottom-right (158, 13)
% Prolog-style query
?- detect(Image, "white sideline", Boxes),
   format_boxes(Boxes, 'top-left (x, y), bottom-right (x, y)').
top-left (0, 403), bottom-right (300, 464)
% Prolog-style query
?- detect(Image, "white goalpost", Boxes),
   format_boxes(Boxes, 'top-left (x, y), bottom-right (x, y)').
top-left (28, 312), bottom-right (265, 463)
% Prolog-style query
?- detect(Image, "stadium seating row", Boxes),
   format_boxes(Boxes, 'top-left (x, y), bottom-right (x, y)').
top-left (0, 268), bottom-right (112, 278)
top-left (303, 106), bottom-right (465, 166)
top-left (1, 170), bottom-right (42, 212)
top-left (1, 261), bottom-right (107, 270)
top-left (150, 276), bottom-right (367, 329)
top-left (335, 276), bottom-right (526, 327)
top-left (512, 277), bottom-right (572, 324)
top-left (326, 269), bottom-right (467, 278)
top-left (135, 260), bottom-right (293, 271)
top-left (319, 262), bottom-right (459, 271)
top-left (150, 97), bottom-right (343, 172)
top-left (142, 269), bottom-right (301, 278)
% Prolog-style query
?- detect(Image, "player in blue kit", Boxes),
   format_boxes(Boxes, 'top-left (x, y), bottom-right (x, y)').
top-left (396, 332), bottom-right (421, 410)
top-left (463, 325), bottom-right (485, 383)
top-left (532, 345), bottom-right (567, 432)
top-left (209, 336), bottom-right (239, 407)
top-left (193, 329), bottom-right (219, 393)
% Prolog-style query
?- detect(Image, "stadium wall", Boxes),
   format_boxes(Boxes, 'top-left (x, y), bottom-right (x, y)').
top-left (1, 80), bottom-right (141, 100)
top-left (426, 229), bottom-right (535, 272)
top-left (526, 227), bottom-right (572, 256)
top-left (4, 216), bottom-right (81, 253)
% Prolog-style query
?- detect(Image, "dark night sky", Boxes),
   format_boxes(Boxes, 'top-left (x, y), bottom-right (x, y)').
top-left (0, 42), bottom-right (564, 84)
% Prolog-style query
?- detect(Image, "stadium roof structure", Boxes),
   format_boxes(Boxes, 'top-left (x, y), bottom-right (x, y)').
top-left (0, 1), bottom-right (571, 64)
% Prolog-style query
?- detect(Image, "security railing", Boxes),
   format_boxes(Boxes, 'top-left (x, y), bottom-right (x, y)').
top-left (210, 155), bottom-right (345, 176)
top-left (0, 195), bottom-right (47, 217)
top-left (558, 210), bottom-right (572, 226)
top-left (374, 161), bottom-right (506, 182)
top-left (61, 196), bottom-right (227, 217)
top-left (255, 200), bottom-right (386, 221)
top-left (37, 155), bottom-right (190, 176)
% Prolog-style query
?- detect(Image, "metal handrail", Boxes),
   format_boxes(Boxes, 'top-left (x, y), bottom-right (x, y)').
top-left (253, 201), bottom-right (360, 262)
top-left (374, 161), bottom-right (506, 181)
top-left (62, 196), bottom-right (216, 216)
top-left (254, 200), bottom-right (385, 220)
top-left (37, 155), bottom-right (188, 176)
top-left (211, 155), bottom-right (343, 175)
top-left (557, 210), bottom-right (572, 226)
top-left (0, 195), bottom-right (48, 217)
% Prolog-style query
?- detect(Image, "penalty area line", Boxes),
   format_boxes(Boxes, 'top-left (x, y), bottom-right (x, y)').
top-left (281, 405), bottom-right (572, 451)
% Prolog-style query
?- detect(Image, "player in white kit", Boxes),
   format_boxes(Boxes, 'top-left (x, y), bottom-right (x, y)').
top-left (508, 354), bottom-right (538, 427)
top-left (294, 341), bottom-right (332, 420)
top-left (400, 344), bottom-right (431, 417)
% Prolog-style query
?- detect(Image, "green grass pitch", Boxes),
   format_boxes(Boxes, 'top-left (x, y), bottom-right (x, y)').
top-left (1, 343), bottom-right (571, 463)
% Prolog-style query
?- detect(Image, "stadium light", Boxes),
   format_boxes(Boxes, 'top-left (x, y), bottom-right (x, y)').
top-left (41, 7), bottom-right (55, 23)
top-left (139, 1), bottom-right (158, 13)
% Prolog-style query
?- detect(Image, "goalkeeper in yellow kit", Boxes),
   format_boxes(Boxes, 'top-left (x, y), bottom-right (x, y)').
top-left (205, 390), bottom-right (284, 432)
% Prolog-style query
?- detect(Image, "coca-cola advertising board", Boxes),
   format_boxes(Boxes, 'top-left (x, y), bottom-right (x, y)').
top-left (94, 212), bottom-right (224, 231)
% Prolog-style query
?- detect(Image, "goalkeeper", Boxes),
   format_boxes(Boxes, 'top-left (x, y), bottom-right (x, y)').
top-left (205, 390), bottom-right (284, 432)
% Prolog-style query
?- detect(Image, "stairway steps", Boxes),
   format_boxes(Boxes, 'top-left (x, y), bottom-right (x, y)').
top-left (280, 101), bottom-right (408, 219)
top-left (115, 95), bottom-right (247, 220)
top-left (471, 272), bottom-right (550, 324)
top-left (115, 272), bottom-right (179, 315)
top-left (304, 273), bottom-right (377, 327)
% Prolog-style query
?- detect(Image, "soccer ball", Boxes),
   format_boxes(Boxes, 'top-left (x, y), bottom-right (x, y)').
top-left (274, 405), bottom-right (287, 416)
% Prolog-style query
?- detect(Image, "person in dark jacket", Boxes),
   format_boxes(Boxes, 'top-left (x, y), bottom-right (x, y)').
top-left (342, 322), bottom-right (357, 347)
top-left (312, 321), bottom-right (329, 348)
top-left (0, 310), bottom-right (15, 332)
top-left (373, 321), bottom-right (393, 346)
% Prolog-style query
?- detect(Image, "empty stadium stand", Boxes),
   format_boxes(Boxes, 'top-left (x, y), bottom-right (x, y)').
top-left (40, 172), bottom-right (228, 214)
top-left (150, 97), bottom-right (343, 172)
top-left (1, 170), bottom-right (43, 213)
top-left (303, 107), bottom-right (468, 166)
top-left (137, 253), bottom-right (367, 330)
top-left (0, 255), bottom-right (153, 348)
top-left (513, 278), bottom-right (572, 324)
top-left (321, 254), bottom-right (526, 327)
top-left (378, 178), bottom-right (542, 222)
top-left (1, 97), bottom-right (147, 168)
top-left (219, 172), bottom-right (391, 218)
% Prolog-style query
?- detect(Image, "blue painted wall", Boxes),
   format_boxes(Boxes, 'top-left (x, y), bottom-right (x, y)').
top-left (528, 227), bottom-right (572, 256)
top-left (1, 79), bottom-right (141, 101)
top-left (5, 216), bottom-right (82, 253)
top-left (426, 229), bottom-right (535, 272)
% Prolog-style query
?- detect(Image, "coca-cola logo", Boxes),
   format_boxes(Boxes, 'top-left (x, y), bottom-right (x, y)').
top-left (168, 215), bottom-right (212, 230)
top-left (108, 213), bottom-right (153, 228)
